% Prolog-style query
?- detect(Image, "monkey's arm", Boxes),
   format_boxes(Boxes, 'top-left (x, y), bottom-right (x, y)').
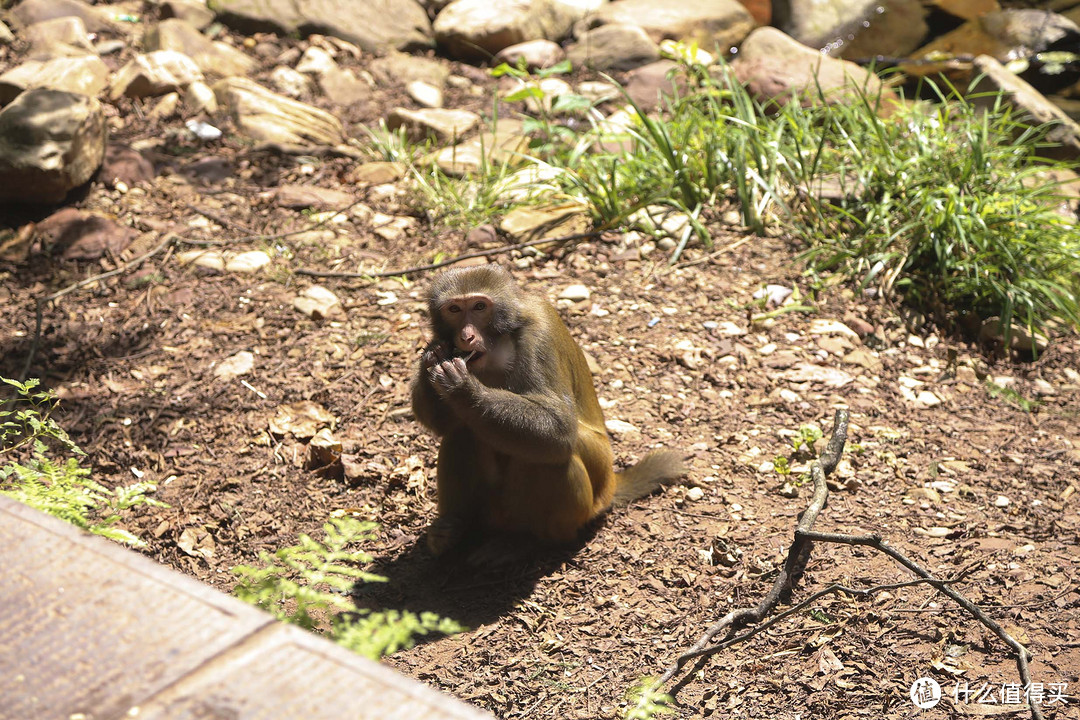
top-left (410, 342), bottom-right (462, 436)
top-left (430, 358), bottom-right (576, 463)
top-left (410, 375), bottom-right (461, 436)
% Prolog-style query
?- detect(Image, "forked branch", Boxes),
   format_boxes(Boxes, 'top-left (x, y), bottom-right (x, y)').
top-left (656, 408), bottom-right (1044, 720)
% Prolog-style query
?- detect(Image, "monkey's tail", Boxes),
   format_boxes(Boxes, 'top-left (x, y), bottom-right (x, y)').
top-left (612, 451), bottom-right (685, 506)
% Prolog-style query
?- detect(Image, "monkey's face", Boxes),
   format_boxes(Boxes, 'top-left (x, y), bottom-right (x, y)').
top-left (440, 292), bottom-right (494, 357)
top-left (438, 292), bottom-right (516, 379)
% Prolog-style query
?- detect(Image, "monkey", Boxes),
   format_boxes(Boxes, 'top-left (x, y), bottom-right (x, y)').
top-left (410, 264), bottom-right (684, 557)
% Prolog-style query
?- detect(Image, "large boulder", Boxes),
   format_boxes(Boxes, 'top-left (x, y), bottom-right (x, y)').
top-left (7, 0), bottom-right (117, 34)
top-left (212, 0), bottom-right (433, 53)
top-left (731, 27), bottom-right (896, 111)
top-left (0, 89), bottom-right (106, 205)
top-left (582, 0), bottom-right (754, 49)
top-left (433, 0), bottom-right (582, 61)
top-left (775, 0), bottom-right (927, 59)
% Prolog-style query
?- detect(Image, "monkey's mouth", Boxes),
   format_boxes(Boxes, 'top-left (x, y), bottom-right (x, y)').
top-left (453, 349), bottom-right (481, 365)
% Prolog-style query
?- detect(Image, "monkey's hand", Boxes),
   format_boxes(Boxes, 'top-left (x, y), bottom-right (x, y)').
top-left (429, 357), bottom-right (473, 398)
top-left (421, 340), bottom-right (451, 370)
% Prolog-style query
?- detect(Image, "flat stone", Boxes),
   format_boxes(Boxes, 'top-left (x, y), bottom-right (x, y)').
top-left (433, 0), bottom-right (581, 61)
top-left (387, 107), bottom-right (480, 143)
top-left (213, 77), bottom-right (345, 146)
top-left (212, 0), bottom-right (434, 53)
top-left (25, 16), bottom-right (96, 57)
top-left (8, 0), bottom-right (117, 33)
top-left (0, 55), bottom-right (109, 104)
top-left (0, 89), bottom-right (106, 204)
top-left (369, 51), bottom-right (449, 87)
top-left (276, 184), bottom-right (355, 209)
top-left (494, 38), bottom-right (566, 69)
top-left (430, 122), bottom-right (530, 176)
top-left (567, 23), bottom-right (660, 72)
top-left (160, 0), bottom-right (216, 29)
top-left (146, 18), bottom-right (257, 77)
top-left (585, 0), bottom-right (754, 48)
top-left (109, 50), bottom-right (205, 99)
top-left (407, 80), bottom-right (444, 108)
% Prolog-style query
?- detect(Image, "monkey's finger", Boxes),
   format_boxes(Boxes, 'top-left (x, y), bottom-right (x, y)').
top-left (451, 357), bottom-right (469, 373)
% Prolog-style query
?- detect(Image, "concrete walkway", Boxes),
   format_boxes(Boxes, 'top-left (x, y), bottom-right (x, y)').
top-left (0, 496), bottom-right (492, 720)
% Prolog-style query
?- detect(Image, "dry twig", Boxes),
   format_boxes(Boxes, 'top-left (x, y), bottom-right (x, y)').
top-left (656, 408), bottom-right (1045, 720)
top-left (20, 233), bottom-right (179, 381)
top-left (295, 230), bottom-right (605, 280)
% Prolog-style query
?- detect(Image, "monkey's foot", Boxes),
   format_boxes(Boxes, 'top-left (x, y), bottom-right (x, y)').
top-left (425, 516), bottom-right (464, 557)
top-left (466, 535), bottom-right (537, 570)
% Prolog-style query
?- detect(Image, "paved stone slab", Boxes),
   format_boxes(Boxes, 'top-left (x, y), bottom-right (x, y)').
top-left (0, 496), bottom-right (490, 720)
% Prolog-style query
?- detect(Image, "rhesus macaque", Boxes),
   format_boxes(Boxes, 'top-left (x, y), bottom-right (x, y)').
top-left (411, 264), bottom-right (684, 556)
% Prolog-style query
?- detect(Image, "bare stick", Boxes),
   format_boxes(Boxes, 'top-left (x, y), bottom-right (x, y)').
top-left (654, 407), bottom-right (1046, 720)
top-left (20, 233), bottom-right (178, 381)
top-left (295, 230), bottom-right (606, 280)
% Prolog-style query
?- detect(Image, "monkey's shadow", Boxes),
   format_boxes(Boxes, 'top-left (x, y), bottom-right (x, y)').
top-left (353, 523), bottom-right (606, 630)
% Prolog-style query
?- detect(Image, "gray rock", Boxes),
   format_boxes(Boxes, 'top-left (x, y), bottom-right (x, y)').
top-left (8, 0), bottom-right (117, 34)
top-left (109, 51), bottom-right (205, 100)
top-left (981, 9), bottom-right (1080, 54)
top-left (429, 118), bottom-right (528, 176)
top-left (584, 0), bottom-right (754, 49)
top-left (213, 77), bottom-right (345, 146)
top-left (407, 80), bottom-right (444, 108)
top-left (212, 0), bottom-right (433, 53)
top-left (971, 54), bottom-right (1080, 161)
top-left (830, 0), bottom-right (928, 59)
top-left (368, 52), bottom-right (449, 88)
top-left (494, 39), bottom-right (566, 69)
top-left (160, 0), bottom-right (216, 30)
top-left (269, 65), bottom-right (311, 97)
top-left (33, 208), bottom-right (137, 260)
top-left (296, 47), bottom-right (371, 106)
top-left (387, 107), bottom-right (480, 142)
top-left (0, 55), bottom-right (109, 105)
top-left (567, 23), bottom-right (660, 71)
top-left (0, 89), bottom-right (106, 205)
top-left (146, 19), bottom-right (257, 77)
top-left (26, 16), bottom-right (96, 58)
top-left (623, 59), bottom-right (680, 111)
top-left (433, 0), bottom-right (582, 61)
top-left (731, 27), bottom-right (895, 111)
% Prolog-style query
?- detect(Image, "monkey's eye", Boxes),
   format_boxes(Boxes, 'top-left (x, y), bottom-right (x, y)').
top-left (473, 301), bottom-right (487, 311)
top-left (447, 304), bottom-right (461, 313)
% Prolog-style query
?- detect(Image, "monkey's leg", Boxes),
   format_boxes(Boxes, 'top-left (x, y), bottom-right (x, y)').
top-left (427, 428), bottom-right (489, 556)
top-left (496, 454), bottom-right (595, 544)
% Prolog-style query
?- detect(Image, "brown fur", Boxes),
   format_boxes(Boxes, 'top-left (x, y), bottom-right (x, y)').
top-left (411, 265), bottom-right (683, 555)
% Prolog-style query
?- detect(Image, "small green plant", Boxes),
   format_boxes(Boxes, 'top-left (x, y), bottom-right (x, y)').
top-left (1, 378), bottom-right (164, 546)
top-left (772, 456), bottom-right (791, 476)
top-left (984, 380), bottom-right (1041, 412)
top-left (232, 517), bottom-right (463, 660)
top-left (791, 425), bottom-right (823, 456)
top-left (492, 60), bottom-right (595, 157)
top-left (786, 79), bottom-right (1080, 348)
top-left (624, 679), bottom-right (673, 719)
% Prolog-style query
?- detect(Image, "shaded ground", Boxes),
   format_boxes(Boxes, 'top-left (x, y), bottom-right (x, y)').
top-left (2, 34), bottom-right (1079, 720)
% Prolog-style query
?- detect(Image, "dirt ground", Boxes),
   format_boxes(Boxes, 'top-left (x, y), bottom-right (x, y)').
top-left (2, 39), bottom-right (1079, 720)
